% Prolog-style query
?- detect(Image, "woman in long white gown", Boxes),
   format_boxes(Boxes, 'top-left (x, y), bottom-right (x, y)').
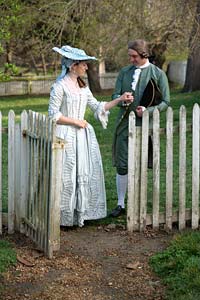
top-left (48, 45), bottom-right (133, 227)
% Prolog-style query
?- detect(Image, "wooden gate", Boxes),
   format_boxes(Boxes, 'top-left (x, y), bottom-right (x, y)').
top-left (1, 110), bottom-right (64, 258)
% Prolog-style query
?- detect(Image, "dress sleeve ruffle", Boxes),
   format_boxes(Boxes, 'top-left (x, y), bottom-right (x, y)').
top-left (48, 82), bottom-right (64, 121)
top-left (94, 102), bottom-right (110, 129)
top-left (86, 87), bottom-right (110, 129)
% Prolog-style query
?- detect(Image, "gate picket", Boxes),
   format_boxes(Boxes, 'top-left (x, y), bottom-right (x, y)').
top-left (8, 110), bottom-right (15, 234)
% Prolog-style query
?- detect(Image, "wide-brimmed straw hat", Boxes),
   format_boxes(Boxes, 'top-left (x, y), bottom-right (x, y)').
top-left (53, 45), bottom-right (97, 61)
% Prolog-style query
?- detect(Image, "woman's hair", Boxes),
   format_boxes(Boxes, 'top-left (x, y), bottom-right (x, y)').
top-left (128, 39), bottom-right (149, 58)
top-left (77, 76), bottom-right (86, 88)
top-left (72, 62), bottom-right (87, 88)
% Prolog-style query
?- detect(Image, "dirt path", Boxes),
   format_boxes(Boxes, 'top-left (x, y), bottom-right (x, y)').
top-left (1, 225), bottom-right (173, 300)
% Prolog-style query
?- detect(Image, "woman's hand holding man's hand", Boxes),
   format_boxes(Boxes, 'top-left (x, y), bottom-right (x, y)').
top-left (120, 92), bottom-right (134, 105)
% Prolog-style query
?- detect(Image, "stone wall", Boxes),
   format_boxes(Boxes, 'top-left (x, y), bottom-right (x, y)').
top-left (0, 73), bottom-right (117, 96)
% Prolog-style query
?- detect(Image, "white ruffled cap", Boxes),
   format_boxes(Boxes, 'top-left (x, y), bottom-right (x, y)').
top-left (53, 45), bottom-right (97, 61)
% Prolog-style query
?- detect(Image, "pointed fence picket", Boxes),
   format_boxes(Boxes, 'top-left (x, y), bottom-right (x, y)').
top-left (128, 104), bottom-right (200, 232)
top-left (179, 106), bottom-right (186, 230)
top-left (8, 111), bottom-right (15, 234)
top-left (192, 104), bottom-right (200, 229)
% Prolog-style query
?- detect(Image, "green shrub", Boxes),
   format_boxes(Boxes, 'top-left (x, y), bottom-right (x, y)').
top-left (0, 63), bottom-right (19, 81)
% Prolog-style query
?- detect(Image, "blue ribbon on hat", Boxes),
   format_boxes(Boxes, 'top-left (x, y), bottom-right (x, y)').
top-left (56, 57), bottom-right (77, 81)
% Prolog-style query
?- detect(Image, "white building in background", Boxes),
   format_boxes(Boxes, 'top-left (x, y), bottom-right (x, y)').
top-left (167, 61), bottom-right (187, 86)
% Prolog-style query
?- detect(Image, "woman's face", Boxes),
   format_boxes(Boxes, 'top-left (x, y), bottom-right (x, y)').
top-left (73, 61), bottom-right (88, 76)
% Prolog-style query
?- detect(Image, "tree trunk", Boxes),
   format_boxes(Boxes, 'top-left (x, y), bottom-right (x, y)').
top-left (86, 63), bottom-right (102, 93)
top-left (4, 42), bottom-right (13, 73)
top-left (183, 1), bottom-right (200, 92)
top-left (41, 53), bottom-right (47, 76)
top-left (30, 52), bottom-right (39, 76)
top-left (150, 45), bottom-right (166, 69)
top-left (6, 42), bottom-right (12, 64)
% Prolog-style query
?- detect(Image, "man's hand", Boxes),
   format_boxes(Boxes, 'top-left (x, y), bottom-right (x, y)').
top-left (136, 106), bottom-right (146, 117)
top-left (120, 92), bottom-right (134, 105)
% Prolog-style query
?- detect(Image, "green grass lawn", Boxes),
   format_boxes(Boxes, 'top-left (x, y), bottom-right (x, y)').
top-left (0, 239), bottom-right (16, 292)
top-left (0, 89), bottom-right (200, 220)
top-left (0, 240), bottom-right (16, 273)
top-left (150, 231), bottom-right (200, 300)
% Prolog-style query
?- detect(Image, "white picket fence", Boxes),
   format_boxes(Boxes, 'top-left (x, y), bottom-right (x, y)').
top-left (127, 104), bottom-right (200, 232)
top-left (0, 110), bottom-right (64, 258)
top-left (0, 105), bottom-right (200, 257)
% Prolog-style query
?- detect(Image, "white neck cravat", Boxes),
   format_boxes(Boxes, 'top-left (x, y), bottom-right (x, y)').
top-left (131, 59), bottom-right (150, 91)
top-left (131, 68), bottom-right (141, 91)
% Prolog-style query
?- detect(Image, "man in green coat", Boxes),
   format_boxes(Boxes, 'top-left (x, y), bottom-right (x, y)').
top-left (110, 39), bottom-right (170, 217)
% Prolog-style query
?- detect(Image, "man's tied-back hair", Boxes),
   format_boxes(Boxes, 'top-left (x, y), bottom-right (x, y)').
top-left (128, 39), bottom-right (149, 58)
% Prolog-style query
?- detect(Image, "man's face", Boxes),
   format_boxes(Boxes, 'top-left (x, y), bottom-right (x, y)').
top-left (128, 49), bottom-right (147, 67)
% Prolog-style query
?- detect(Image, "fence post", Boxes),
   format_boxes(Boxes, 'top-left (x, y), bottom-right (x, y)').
top-left (8, 110), bottom-right (15, 234)
top-left (179, 105), bottom-right (186, 230)
top-left (152, 109), bottom-right (160, 229)
top-left (27, 80), bottom-right (32, 94)
top-left (20, 111), bottom-right (28, 233)
top-left (47, 120), bottom-right (63, 258)
top-left (139, 110), bottom-right (149, 231)
top-left (127, 112), bottom-right (139, 231)
top-left (166, 107), bottom-right (173, 230)
top-left (15, 123), bottom-right (21, 231)
top-left (41, 115), bottom-right (48, 251)
top-left (192, 104), bottom-right (200, 229)
top-left (0, 112), bottom-right (2, 234)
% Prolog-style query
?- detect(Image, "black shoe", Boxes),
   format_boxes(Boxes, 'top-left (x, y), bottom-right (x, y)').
top-left (110, 205), bottom-right (126, 217)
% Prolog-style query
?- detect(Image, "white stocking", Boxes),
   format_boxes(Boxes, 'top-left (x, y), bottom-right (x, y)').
top-left (116, 173), bottom-right (128, 208)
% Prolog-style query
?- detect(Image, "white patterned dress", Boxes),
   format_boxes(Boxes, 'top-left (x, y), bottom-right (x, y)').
top-left (48, 75), bottom-right (107, 227)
